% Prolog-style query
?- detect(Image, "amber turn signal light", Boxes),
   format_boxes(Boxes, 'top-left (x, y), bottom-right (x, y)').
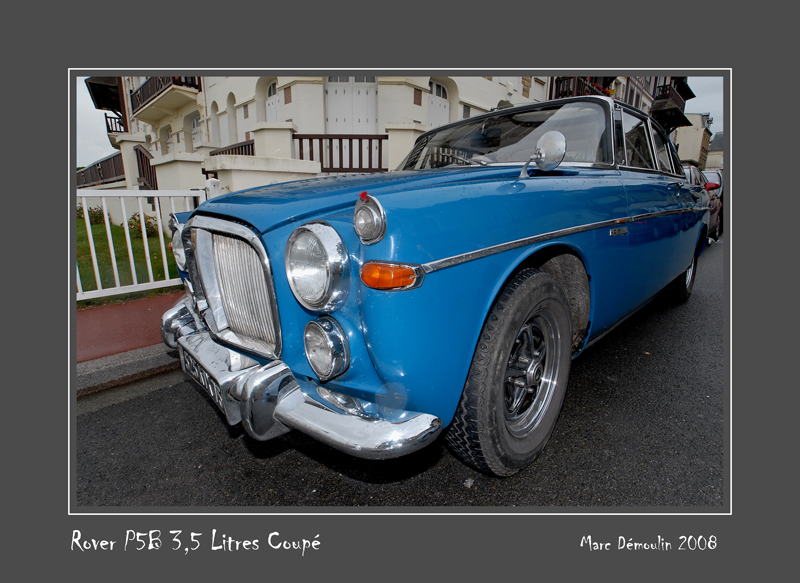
top-left (361, 263), bottom-right (419, 290)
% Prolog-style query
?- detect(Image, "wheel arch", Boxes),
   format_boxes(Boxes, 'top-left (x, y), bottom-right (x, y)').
top-left (696, 222), bottom-right (709, 257)
top-left (491, 243), bottom-right (592, 355)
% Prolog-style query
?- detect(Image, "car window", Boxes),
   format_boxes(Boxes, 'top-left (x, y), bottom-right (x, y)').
top-left (621, 110), bottom-right (655, 170)
top-left (399, 101), bottom-right (611, 170)
top-left (668, 140), bottom-right (683, 176)
top-left (651, 124), bottom-right (673, 173)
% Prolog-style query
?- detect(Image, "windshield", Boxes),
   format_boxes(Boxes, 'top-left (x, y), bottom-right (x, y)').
top-left (399, 101), bottom-right (611, 170)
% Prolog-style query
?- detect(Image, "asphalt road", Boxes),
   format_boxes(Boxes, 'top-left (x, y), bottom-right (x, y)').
top-left (76, 236), bottom-right (726, 509)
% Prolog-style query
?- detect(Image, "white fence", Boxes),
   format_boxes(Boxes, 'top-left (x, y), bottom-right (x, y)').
top-left (76, 181), bottom-right (217, 300)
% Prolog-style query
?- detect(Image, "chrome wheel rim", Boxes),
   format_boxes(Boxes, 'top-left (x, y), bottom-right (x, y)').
top-left (503, 308), bottom-right (561, 437)
top-left (685, 256), bottom-right (695, 289)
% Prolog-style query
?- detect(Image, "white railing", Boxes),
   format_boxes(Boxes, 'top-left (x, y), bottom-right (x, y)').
top-left (76, 180), bottom-right (218, 300)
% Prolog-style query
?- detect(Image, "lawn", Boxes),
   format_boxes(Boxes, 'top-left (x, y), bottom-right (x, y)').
top-left (76, 217), bottom-right (179, 296)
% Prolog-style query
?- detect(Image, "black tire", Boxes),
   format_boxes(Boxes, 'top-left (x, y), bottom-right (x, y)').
top-left (446, 269), bottom-right (572, 477)
top-left (670, 251), bottom-right (697, 303)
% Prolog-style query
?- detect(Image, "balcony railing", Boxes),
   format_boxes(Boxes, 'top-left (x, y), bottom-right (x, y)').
top-left (652, 84), bottom-right (686, 112)
top-left (130, 77), bottom-right (202, 114)
top-left (550, 77), bottom-right (607, 100)
top-left (77, 152), bottom-right (125, 188)
top-left (209, 140), bottom-right (255, 157)
top-left (134, 145), bottom-right (158, 190)
top-left (293, 134), bottom-right (388, 173)
top-left (105, 113), bottom-right (127, 134)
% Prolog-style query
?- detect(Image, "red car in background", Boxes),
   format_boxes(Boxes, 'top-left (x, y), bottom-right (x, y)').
top-left (703, 169), bottom-right (724, 236)
top-left (685, 165), bottom-right (722, 240)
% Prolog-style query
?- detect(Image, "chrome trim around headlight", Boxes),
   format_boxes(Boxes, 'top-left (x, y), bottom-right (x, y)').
top-left (353, 192), bottom-right (386, 245)
top-left (303, 316), bottom-right (350, 381)
top-left (285, 221), bottom-right (350, 312)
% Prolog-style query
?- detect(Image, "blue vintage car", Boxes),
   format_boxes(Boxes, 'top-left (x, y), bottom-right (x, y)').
top-left (161, 95), bottom-right (712, 477)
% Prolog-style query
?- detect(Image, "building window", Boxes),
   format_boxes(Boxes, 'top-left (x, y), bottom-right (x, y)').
top-left (414, 88), bottom-right (422, 106)
top-left (267, 82), bottom-right (277, 97)
top-left (463, 104), bottom-right (470, 119)
top-left (243, 104), bottom-right (249, 119)
top-left (285, 86), bottom-right (292, 105)
top-left (429, 82), bottom-right (447, 99)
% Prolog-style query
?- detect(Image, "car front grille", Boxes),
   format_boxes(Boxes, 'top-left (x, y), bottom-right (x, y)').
top-left (188, 216), bottom-right (282, 359)
top-left (213, 231), bottom-right (279, 347)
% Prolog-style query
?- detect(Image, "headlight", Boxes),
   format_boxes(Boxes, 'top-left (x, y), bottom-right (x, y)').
top-left (285, 222), bottom-right (350, 312)
top-left (168, 214), bottom-right (187, 271)
top-left (304, 317), bottom-right (349, 381)
top-left (353, 192), bottom-right (386, 245)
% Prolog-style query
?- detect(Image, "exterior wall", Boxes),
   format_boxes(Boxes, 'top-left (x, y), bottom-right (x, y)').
top-left (150, 154), bottom-right (206, 190)
top-left (83, 75), bottom-right (553, 195)
top-left (203, 154), bottom-right (321, 196)
top-left (672, 113), bottom-right (713, 169)
top-left (705, 149), bottom-right (723, 170)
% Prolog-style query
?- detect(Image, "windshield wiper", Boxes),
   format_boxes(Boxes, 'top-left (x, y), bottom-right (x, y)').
top-left (442, 153), bottom-right (488, 167)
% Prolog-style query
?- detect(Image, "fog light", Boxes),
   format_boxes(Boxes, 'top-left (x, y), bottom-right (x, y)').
top-left (304, 317), bottom-right (349, 381)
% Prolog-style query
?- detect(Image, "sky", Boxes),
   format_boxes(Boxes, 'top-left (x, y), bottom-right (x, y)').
top-left (74, 74), bottom-right (726, 169)
top-left (685, 76), bottom-right (725, 136)
top-left (75, 77), bottom-right (119, 168)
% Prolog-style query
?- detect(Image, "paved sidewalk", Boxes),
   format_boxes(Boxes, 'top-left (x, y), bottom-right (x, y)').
top-left (75, 291), bottom-right (186, 396)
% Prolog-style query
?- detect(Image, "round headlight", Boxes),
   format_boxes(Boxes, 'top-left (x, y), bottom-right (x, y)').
top-left (304, 317), bottom-right (349, 381)
top-left (353, 193), bottom-right (386, 245)
top-left (285, 222), bottom-right (350, 312)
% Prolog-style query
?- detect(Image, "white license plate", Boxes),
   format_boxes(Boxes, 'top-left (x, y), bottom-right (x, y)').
top-left (179, 346), bottom-right (225, 412)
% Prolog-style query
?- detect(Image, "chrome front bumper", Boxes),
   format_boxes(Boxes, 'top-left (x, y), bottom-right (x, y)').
top-left (161, 298), bottom-right (442, 460)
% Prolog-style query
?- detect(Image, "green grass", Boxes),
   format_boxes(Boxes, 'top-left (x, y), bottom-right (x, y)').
top-left (76, 219), bottom-right (182, 307)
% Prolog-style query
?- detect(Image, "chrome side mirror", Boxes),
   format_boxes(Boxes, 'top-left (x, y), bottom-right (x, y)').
top-left (520, 131), bottom-right (567, 177)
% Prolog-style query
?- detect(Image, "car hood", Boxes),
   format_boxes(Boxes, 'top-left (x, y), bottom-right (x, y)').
top-left (195, 167), bottom-right (523, 234)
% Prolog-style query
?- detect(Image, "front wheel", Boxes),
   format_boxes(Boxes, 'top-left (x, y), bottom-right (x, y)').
top-left (446, 269), bottom-right (572, 477)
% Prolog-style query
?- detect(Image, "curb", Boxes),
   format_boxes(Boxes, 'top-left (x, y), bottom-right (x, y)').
top-left (76, 343), bottom-right (182, 397)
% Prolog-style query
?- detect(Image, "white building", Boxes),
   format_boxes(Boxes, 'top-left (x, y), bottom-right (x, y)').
top-left (80, 74), bottom-right (551, 197)
top-left (671, 113), bottom-right (714, 170)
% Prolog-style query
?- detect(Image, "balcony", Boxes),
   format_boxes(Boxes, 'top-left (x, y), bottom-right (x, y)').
top-left (207, 135), bottom-right (389, 173)
top-left (130, 77), bottom-right (201, 124)
top-left (77, 152), bottom-right (125, 188)
top-left (651, 84), bottom-right (686, 113)
top-left (209, 140), bottom-right (255, 157)
top-left (550, 77), bottom-right (608, 100)
top-left (650, 84), bottom-right (692, 133)
top-left (105, 113), bottom-right (127, 134)
top-left (294, 134), bottom-right (388, 173)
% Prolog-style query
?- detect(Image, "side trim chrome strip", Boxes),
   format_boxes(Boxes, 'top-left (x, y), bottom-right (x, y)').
top-left (421, 207), bottom-right (709, 274)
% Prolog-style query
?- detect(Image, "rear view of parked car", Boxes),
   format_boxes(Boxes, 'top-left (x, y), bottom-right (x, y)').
top-left (703, 168), bottom-right (724, 237)
top-left (162, 95), bottom-right (714, 476)
top-left (685, 165), bottom-right (722, 240)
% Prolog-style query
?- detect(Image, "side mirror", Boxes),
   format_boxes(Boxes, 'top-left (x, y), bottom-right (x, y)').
top-left (704, 182), bottom-right (720, 191)
top-left (520, 131), bottom-right (567, 177)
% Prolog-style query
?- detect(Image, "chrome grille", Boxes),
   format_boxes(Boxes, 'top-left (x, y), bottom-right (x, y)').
top-left (213, 232), bottom-right (278, 351)
top-left (187, 215), bottom-right (281, 359)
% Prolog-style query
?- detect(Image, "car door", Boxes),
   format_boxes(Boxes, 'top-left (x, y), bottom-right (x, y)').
top-left (676, 165), bottom-right (710, 259)
top-left (617, 108), bottom-right (684, 310)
